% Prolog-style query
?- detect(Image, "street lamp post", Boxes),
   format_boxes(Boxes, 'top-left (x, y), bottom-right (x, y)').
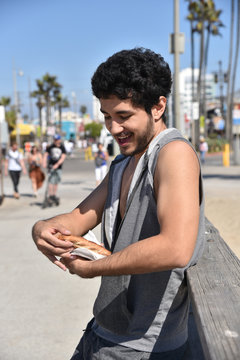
top-left (169, 0), bottom-right (184, 131)
top-left (12, 61), bottom-right (23, 147)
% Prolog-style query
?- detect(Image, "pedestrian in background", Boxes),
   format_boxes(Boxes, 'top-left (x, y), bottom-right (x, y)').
top-left (199, 136), bottom-right (208, 164)
top-left (43, 134), bottom-right (66, 204)
top-left (94, 142), bottom-right (108, 186)
top-left (28, 145), bottom-right (45, 197)
top-left (4, 142), bottom-right (27, 199)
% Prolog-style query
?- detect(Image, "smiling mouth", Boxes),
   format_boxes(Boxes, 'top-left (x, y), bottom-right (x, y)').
top-left (117, 134), bottom-right (132, 146)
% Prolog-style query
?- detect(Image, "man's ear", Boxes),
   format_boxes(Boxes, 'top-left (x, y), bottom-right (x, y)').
top-left (151, 96), bottom-right (167, 121)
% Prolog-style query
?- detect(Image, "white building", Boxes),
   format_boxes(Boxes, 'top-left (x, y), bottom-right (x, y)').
top-left (93, 96), bottom-right (104, 123)
top-left (178, 68), bottom-right (216, 136)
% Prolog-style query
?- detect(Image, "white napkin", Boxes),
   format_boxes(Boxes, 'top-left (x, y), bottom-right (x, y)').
top-left (70, 231), bottom-right (106, 261)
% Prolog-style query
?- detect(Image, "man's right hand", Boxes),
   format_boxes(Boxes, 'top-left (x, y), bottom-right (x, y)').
top-left (32, 220), bottom-right (75, 271)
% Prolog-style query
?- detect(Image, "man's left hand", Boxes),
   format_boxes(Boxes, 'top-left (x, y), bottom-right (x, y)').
top-left (60, 253), bottom-right (95, 278)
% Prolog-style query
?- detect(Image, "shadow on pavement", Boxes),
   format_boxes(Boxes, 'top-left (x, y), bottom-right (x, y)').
top-left (203, 174), bottom-right (240, 180)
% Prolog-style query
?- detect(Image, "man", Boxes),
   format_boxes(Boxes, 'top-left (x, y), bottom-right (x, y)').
top-left (43, 134), bottom-right (66, 204)
top-left (32, 48), bottom-right (205, 359)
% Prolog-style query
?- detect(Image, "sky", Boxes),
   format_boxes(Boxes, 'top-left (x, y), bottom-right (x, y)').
top-left (0, 0), bottom-right (237, 119)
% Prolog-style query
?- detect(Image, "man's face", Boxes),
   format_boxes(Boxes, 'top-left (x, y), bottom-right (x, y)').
top-left (12, 143), bottom-right (18, 151)
top-left (100, 96), bottom-right (156, 158)
top-left (54, 139), bottom-right (61, 147)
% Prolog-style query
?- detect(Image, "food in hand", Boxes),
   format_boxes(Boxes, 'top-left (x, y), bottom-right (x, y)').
top-left (57, 233), bottom-right (111, 257)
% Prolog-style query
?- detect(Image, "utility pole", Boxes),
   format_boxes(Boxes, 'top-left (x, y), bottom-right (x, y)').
top-left (12, 61), bottom-right (20, 146)
top-left (28, 77), bottom-right (34, 123)
top-left (12, 59), bottom-right (23, 147)
top-left (174, 0), bottom-right (180, 130)
top-left (170, 0), bottom-right (184, 130)
top-left (218, 60), bottom-right (224, 118)
top-left (0, 106), bottom-right (4, 205)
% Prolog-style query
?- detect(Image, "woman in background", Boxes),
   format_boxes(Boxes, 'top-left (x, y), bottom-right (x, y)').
top-left (28, 145), bottom-right (45, 197)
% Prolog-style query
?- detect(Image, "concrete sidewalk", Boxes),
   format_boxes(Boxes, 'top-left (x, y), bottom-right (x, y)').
top-left (0, 153), bottom-right (239, 360)
top-left (0, 155), bottom-right (101, 360)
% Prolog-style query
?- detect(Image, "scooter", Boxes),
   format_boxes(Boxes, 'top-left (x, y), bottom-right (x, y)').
top-left (42, 169), bottom-right (60, 209)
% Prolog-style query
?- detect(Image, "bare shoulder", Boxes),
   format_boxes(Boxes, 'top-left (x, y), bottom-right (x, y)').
top-left (154, 140), bottom-right (200, 193)
top-left (157, 140), bottom-right (199, 174)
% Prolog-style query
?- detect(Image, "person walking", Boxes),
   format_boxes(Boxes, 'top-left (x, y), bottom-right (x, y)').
top-left (94, 142), bottom-right (109, 186)
top-left (199, 136), bottom-right (208, 164)
top-left (4, 142), bottom-right (27, 199)
top-left (32, 48), bottom-right (205, 360)
top-left (27, 145), bottom-right (45, 197)
top-left (43, 134), bottom-right (66, 204)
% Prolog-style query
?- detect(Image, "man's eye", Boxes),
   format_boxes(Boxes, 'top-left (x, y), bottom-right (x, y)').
top-left (104, 116), bottom-right (111, 121)
top-left (120, 115), bottom-right (130, 120)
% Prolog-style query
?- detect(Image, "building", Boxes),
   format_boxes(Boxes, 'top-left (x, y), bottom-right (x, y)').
top-left (178, 68), bottom-right (216, 137)
top-left (93, 96), bottom-right (104, 123)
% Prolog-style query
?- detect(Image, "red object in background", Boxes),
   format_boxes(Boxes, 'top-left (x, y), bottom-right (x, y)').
top-left (25, 142), bottom-right (31, 153)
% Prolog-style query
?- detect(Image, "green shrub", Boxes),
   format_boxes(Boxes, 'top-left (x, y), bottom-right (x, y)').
top-left (206, 137), bottom-right (228, 153)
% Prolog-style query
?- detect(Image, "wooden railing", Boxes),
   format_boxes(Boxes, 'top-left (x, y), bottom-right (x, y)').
top-left (186, 218), bottom-right (240, 360)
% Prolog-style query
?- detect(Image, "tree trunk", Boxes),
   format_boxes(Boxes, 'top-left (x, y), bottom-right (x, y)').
top-left (46, 95), bottom-right (50, 127)
top-left (226, 0), bottom-right (234, 145)
top-left (191, 19), bottom-right (196, 147)
top-left (232, 0), bottom-right (240, 164)
top-left (203, 26), bottom-right (210, 137)
top-left (59, 105), bottom-right (62, 133)
top-left (196, 23), bottom-right (205, 149)
top-left (39, 106), bottom-right (43, 144)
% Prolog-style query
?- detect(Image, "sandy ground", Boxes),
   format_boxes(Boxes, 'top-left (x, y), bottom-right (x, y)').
top-left (202, 165), bottom-right (240, 259)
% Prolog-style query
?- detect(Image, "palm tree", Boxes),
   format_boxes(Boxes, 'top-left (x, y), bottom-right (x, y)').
top-left (187, 0), bottom-right (205, 147)
top-left (0, 97), bottom-right (16, 132)
top-left (0, 96), bottom-right (11, 109)
top-left (32, 73), bottom-right (62, 141)
top-left (31, 90), bottom-right (45, 142)
top-left (80, 105), bottom-right (87, 116)
top-left (54, 92), bottom-right (70, 132)
top-left (186, 0), bottom-right (223, 145)
top-left (202, 1), bottom-right (223, 132)
top-left (186, 1), bottom-right (197, 146)
top-left (35, 73), bottom-right (62, 127)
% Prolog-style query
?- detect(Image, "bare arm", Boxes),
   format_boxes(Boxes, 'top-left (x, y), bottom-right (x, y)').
top-left (32, 174), bottom-right (109, 270)
top-left (4, 158), bottom-right (8, 175)
top-left (42, 152), bottom-right (48, 168)
top-left (104, 150), bottom-right (109, 161)
top-left (38, 153), bottom-right (43, 166)
top-left (20, 158), bottom-right (27, 174)
top-left (61, 141), bottom-right (200, 277)
top-left (52, 153), bottom-right (66, 169)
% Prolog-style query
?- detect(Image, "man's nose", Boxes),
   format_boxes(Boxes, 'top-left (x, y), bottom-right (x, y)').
top-left (108, 119), bottom-right (123, 135)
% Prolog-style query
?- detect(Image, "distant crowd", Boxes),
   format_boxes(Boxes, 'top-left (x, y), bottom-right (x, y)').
top-left (3, 135), bottom-right (109, 203)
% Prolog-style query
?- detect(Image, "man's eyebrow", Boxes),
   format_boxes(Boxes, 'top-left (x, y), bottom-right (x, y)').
top-left (100, 108), bottom-right (133, 115)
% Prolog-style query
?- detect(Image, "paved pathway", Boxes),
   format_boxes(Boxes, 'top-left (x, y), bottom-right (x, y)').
top-left (0, 153), bottom-right (101, 360)
top-left (0, 151), bottom-right (239, 360)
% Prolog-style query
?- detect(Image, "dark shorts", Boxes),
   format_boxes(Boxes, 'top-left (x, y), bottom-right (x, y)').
top-left (70, 319), bottom-right (188, 360)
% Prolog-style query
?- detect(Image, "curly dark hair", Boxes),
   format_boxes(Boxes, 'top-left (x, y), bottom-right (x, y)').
top-left (91, 48), bottom-right (172, 122)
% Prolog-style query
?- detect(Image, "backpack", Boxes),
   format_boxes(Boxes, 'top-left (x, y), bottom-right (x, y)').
top-left (95, 155), bottom-right (103, 167)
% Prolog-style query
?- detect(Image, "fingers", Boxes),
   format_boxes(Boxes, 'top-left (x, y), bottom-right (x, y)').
top-left (60, 254), bottom-right (90, 277)
top-left (45, 232), bottom-right (73, 249)
top-left (46, 254), bottom-right (67, 271)
top-left (38, 239), bottom-right (74, 258)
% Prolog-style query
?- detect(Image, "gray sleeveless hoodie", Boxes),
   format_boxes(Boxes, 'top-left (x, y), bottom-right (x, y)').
top-left (93, 128), bottom-right (205, 352)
